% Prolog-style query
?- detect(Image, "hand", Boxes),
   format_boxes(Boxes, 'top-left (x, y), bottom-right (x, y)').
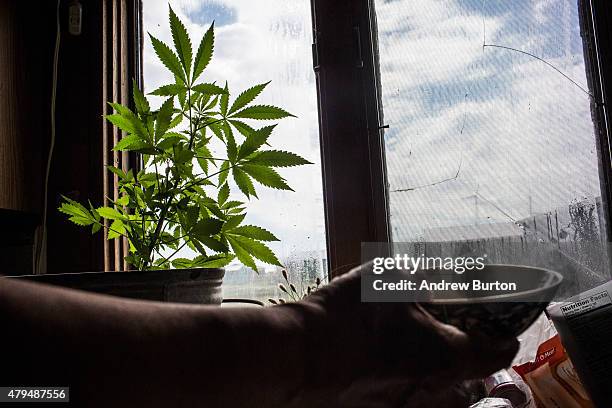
top-left (289, 262), bottom-right (519, 408)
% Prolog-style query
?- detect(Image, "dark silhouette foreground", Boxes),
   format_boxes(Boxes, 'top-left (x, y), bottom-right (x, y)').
top-left (0, 264), bottom-right (518, 407)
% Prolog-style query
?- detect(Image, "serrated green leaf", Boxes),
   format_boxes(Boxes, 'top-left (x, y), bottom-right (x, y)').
top-left (232, 235), bottom-right (282, 266)
top-left (193, 253), bottom-right (235, 268)
top-left (192, 218), bottom-right (224, 237)
top-left (230, 225), bottom-right (279, 241)
top-left (157, 134), bottom-right (183, 151)
top-left (220, 81), bottom-right (229, 117)
top-left (228, 82), bottom-right (269, 115)
top-left (231, 105), bottom-right (295, 120)
top-left (92, 222), bottom-right (102, 234)
top-left (168, 6), bottom-right (192, 79)
top-left (89, 201), bottom-right (101, 222)
top-left (65, 215), bottom-right (94, 226)
top-left (233, 167), bottom-right (257, 198)
top-left (174, 149), bottom-right (194, 164)
top-left (172, 258), bottom-right (193, 269)
top-left (208, 121), bottom-right (224, 142)
top-left (222, 213), bottom-right (245, 231)
top-left (108, 103), bottom-right (149, 139)
top-left (107, 102), bottom-right (132, 116)
top-left (149, 34), bottom-right (186, 84)
top-left (197, 236), bottom-right (229, 253)
top-left (238, 125), bottom-right (275, 160)
top-left (241, 164), bottom-right (292, 191)
top-left (107, 166), bottom-right (127, 180)
top-left (227, 207), bottom-right (245, 215)
top-left (149, 84), bottom-right (186, 96)
top-left (113, 135), bottom-right (154, 152)
top-left (221, 201), bottom-right (243, 212)
top-left (195, 144), bottom-right (212, 174)
top-left (229, 119), bottom-right (255, 137)
top-left (192, 83), bottom-right (227, 95)
top-left (59, 197), bottom-right (94, 227)
top-left (192, 22), bottom-right (214, 82)
top-left (168, 113), bottom-right (183, 130)
top-left (199, 197), bottom-right (225, 219)
top-left (133, 83), bottom-right (150, 115)
top-left (176, 76), bottom-right (188, 106)
top-left (227, 236), bottom-right (257, 271)
top-left (248, 150), bottom-right (312, 167)
top-left (218, 160), bottom-right (230, 186)
top-left (224, 122), bottom-right (238, 163)
top-left (96, 206), bottom-right (126, 220)
top-left (155, 98), bottom-right (174, 141)
top-left (185, 205), bottom-right (200, 226)
top-left (218, 183), bottom-right (229, 205)
top-left (106, 113), bottom-right (147, 141)
top-left (116, 195), bottom-right (129, 206)
top-left (108, 219), bottom-right (126, 240)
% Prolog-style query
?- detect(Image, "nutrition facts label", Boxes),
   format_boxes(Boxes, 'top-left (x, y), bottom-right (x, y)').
top-left (560, 290), bottom-right (612, 318)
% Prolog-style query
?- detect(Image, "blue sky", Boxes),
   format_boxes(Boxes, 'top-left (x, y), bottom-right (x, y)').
top-left (186, 1), bottom-right (236, 26)
top-left (142, 0), bottom-right (604, 265)
top-left (374, 0), bottom-right (601, 241)
top-left (143, 0), bottom-right (325, 272)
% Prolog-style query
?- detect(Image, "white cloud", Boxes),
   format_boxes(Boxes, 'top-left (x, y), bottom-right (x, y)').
top-left (142, 0), bottom-right (604, 261)
top-left (143, 0), bottom-right (326, 267)
top-left (376, 0), bottom-right (602, 240)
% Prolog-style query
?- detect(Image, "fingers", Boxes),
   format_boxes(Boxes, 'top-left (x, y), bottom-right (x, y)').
top-left (435, 320), bottom-right (519, 380)
top-left (386, 306), bottom-right (518, 383)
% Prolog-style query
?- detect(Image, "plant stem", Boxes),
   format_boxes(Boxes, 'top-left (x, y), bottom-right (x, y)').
top-left (193, 118), bottom-right (225, 134)
top-left (146, 85), bottom-right (197, 269)
top-left (182, 164), bottom-right (237, 190)
top-left (157, 239), bottom-right (190, 266)
top-left (194, 155), bottom-right (230, 162)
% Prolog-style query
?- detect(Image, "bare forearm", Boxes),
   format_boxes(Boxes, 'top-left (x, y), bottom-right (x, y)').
top-left (0, 277), bottom-right (307, 407)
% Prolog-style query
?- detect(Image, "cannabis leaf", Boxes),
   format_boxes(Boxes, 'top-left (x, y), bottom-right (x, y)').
top-left (228, 82), bottom-right (270, 115)
top-left (59, 5), bottom-right (310, 272)
top-left (168, 5), bottom-right (192, 78)
top-left (231, 105), bottom-right (295, 120)
top-left (192, 22), bottom-right (214, 82)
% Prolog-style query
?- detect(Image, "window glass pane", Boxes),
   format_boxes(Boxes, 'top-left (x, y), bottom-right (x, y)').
top-left (143, 0), bottom-right (327, 302)
top-left (374, 0), bottom-right (610, 296)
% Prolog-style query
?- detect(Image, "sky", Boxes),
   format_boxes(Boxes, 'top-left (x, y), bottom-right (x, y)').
top-left (375, 0), bottom-right (603, 241)
top-left (142, 0), bottom-right (605, 269)
top-left (142, 0), bottom-right (326, 272)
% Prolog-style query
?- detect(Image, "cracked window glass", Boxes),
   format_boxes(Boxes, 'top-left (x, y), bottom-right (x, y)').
top-left (374, 0), bottom-right (610, 295)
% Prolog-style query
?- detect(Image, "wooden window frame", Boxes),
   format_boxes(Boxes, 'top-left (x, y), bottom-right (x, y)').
top-left (310, 0), bottom-right (612, 278)
top-left (113, 0), bottom-right (612, 277)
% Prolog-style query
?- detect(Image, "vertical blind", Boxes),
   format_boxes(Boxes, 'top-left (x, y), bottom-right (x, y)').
top-left (102, 0), bottom-right (141, 271)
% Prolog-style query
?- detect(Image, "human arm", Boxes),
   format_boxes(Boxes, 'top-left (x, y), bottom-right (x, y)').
top-left (0, 263), bottom-right (518, 407)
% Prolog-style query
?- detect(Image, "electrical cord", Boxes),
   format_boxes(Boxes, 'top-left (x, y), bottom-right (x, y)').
top-left (36, 0), bottom-right (61, 274)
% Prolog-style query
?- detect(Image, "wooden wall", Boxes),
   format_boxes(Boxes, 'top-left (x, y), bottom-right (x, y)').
top-left (0, 1), bottom-right (45, 212)
top-left (0, 0), bottom-right (105, 274)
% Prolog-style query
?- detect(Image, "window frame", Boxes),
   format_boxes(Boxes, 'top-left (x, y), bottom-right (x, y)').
top-left (310, 0), bottom-right (390, 277)
top-left (579, 0), bottom-right (612, 243)
top-left (310, 0), bottom-right (612, 277)
top-left (123, 0), bottom-right (612, 278)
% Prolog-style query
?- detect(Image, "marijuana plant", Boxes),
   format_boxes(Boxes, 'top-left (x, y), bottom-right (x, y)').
top-left (59, 5), bottom-right (310, 271)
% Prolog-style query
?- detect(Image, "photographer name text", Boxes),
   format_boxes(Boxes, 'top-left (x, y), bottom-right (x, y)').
top-left (372, 279), bottom-right (517, 292)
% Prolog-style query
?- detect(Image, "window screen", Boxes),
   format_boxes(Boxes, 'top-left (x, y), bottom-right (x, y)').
top-left (374, 0), bottom-right (610, 297)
